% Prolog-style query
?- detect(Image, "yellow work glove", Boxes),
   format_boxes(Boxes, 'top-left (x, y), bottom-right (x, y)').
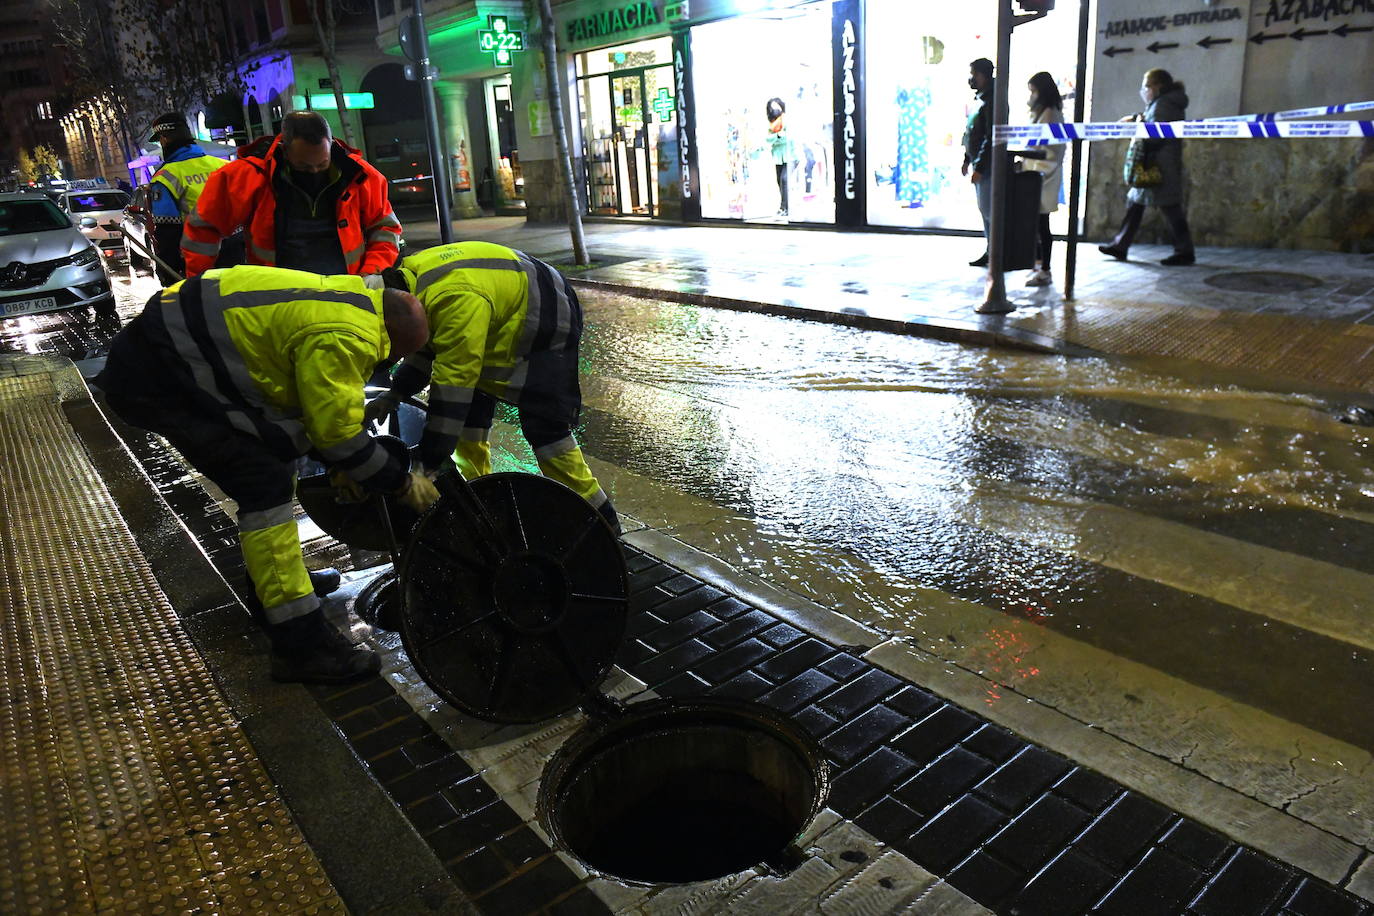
top-left (329, 470), bottom-right (366, 503)
top-left (363, 393), bottom-right (400, 426)
top-left (396, 470), bottom-right (440, 513)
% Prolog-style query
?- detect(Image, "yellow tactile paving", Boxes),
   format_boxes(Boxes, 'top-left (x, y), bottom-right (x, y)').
top-left (1014, 298), bottom-right (1374, 392)
top-left (0, 364), bottom-right (345, 914)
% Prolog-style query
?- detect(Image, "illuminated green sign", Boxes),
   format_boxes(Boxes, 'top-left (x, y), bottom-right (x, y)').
top-left (478, 15), bottom-right (525, 67)
top-left (652, 87), bottom-right (676, 122)
top-left (291, 92), bottom-right (375, 110)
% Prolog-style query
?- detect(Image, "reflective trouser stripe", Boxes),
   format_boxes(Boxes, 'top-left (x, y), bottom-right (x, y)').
top-left (239, 516), bottom-right (316, 623)
top-left (536, 445), bottom-right (603, 505)
top-left (454, 439), bottom-right (491, 480)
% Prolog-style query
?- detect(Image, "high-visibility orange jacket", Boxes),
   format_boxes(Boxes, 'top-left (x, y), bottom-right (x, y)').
top-left (181, 135), bottom-right (401, 278)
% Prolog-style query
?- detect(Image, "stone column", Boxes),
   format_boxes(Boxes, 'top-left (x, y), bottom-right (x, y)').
top-left (435, 80), bottom-right (483, 219)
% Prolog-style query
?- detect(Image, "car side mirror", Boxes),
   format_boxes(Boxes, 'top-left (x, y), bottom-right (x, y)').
top-left (80, 216), bottom-right (97, 228)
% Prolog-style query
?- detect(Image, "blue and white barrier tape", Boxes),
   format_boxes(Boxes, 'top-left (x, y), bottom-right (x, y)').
top-left (1207, 99), bottom-right (1374, 122)
top-left (995, 119), bottom-right (1374, 145)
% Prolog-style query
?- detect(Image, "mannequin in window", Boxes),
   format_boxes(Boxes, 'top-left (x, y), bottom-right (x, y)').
top-left (766, 97), bottom-right (788, 218)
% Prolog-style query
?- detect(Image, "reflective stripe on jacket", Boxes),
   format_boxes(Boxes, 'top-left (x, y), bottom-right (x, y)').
top-left (389, 241), bottom-right (581, 467)
top-left (182, 135), bottom-right (401, 278)
top-left (150, 265), bottom-right (405, 490)
top-left (151, 151), bottom-right (226, 220)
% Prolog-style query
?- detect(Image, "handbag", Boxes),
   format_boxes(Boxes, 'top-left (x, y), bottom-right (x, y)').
top-left (1123, 138), bottom-right (1163, 189)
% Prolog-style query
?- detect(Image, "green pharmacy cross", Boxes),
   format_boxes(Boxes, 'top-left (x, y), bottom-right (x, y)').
top-left (478, 15), bottom-right (524, 67)
top-left (652, 88), bottom-right (676, 123)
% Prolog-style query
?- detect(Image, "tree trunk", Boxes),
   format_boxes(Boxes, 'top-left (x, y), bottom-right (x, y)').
top-left (537, 0), bottom-right (588, 265)
top-left (309, 0), bottom-right (357, 147)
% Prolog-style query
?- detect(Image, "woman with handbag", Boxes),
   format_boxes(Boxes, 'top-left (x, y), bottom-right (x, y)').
top-left (1099, 68), bottom-right (1196, 266)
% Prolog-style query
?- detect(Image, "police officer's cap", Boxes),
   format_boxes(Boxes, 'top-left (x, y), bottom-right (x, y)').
top-left (148, 112), bottom-right (191, 143)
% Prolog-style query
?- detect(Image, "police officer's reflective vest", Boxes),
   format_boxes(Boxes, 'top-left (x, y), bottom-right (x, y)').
top-left (151, 154), bottom-right (225, 218)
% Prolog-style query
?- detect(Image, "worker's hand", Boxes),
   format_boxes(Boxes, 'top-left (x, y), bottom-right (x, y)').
top-left (396, 471), bottom-right (441, 513)
top-left (363, 393), bottom-right (399, 426)
top-left (361, 273), bottom-right (386, 290)
top-left (329, 470), bottom-right (366, 504)
top-left (961, 162), bottom-right (969, 177)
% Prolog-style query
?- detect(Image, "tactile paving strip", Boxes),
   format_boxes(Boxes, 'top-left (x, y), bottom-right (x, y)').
top-left (0, 368), bottom-right (344, 914)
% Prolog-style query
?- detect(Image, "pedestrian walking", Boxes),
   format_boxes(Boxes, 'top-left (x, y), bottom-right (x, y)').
top-left (182, 111), bottom-right (401, 278)
top-left (1017, 72), bottom-right (1066, 287)
top-left (95, 266), bottom-right (434, 683)
top-left (365, 241), bottom-right (622, 536)
top-left (146, 111), bottom-right (229, 284)
top-left (962, 58), bottom-right (995, 267)
top-left (1099, 68), bottom-right (1196, 266)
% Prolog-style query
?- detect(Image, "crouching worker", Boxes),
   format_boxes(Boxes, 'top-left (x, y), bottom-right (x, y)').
top-left (365, 241), bottom-right (621, 534)
top-left (95, 265), bottom-right (437, 683)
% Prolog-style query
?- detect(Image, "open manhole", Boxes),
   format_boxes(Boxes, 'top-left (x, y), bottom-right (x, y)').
top-left (1203, 271), bottom-right (1322, 294)
top-left (298, 415), bottom-right (831, 886)
top-left (539, 699), bottom-right (828, 884)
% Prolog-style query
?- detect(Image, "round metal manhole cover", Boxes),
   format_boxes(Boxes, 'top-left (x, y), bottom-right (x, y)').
top-left (1203, 271), bottom-right (1323, 294)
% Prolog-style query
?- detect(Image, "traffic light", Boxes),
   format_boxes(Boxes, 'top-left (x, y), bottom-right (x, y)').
top-left (1018, 0), bottom-right (1055, 11)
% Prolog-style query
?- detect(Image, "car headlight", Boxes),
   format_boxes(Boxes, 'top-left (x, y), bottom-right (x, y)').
top-left (69, 247), bottom-right (100, 267)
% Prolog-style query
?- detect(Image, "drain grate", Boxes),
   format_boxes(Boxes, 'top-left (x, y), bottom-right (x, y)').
top-left (1203, 271), bottom-right (1322, 294)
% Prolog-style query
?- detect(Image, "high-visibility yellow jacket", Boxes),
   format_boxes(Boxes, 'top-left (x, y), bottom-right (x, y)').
top-left (152, 265), bottom-right (406, 490)
top-left (151, 150), bottom-right (225, 219)
top-left (388, 241), bottom-right (582, 468)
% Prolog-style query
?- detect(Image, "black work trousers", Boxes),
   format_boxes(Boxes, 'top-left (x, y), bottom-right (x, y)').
top-left (1110, 202), bottom-right (1194, 256)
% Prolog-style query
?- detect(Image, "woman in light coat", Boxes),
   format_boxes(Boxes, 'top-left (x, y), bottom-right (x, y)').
top-left (1019, 72), bottom-right (1066, 287)
top-left (1099, 68), bottom-right (1195, 266)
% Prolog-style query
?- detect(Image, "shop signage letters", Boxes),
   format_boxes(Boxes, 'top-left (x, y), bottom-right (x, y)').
top-left (840, 17), bottom-right (857, 201)
top-left (566, 2), bottom-right (662, 44)
top-left (675, 45), bottom-right (691, 198)
top-left (1100, 7), bottom-right (1241, 37)
top-left (1262, 0), bottom-right (1374, 25)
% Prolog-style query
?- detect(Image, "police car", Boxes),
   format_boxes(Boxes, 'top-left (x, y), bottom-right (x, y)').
top-left (58, 187), bottom-right (131, 258)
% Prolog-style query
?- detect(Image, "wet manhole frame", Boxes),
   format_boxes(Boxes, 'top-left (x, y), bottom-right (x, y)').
top-left (1203, 271), bottom-right (1323, 294)
top-left (538, 697), bottom-right (830, 885)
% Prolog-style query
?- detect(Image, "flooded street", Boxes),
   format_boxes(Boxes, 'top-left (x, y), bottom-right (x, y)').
top-left (499, 290), bottom-right (1373, 849)
top-left (6, 264), bottom-right (1369, 854)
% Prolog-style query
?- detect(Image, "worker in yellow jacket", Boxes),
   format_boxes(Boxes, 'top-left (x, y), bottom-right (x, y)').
top-left (366, 241), bottom-right (620, 534)
top-left (96, 265), bottom-right (435, 683)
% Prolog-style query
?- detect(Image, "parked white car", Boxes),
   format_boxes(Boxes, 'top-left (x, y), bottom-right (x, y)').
top-left (0, 192), bottom-right (114, 318)
top-left (57, 188), bottom-right (130, 258)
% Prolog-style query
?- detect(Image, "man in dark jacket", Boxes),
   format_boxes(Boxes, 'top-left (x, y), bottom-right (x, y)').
top-left (962, 58), bottom-right (995, 267)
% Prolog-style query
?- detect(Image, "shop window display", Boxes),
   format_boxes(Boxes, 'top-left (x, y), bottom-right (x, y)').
top-left (690, 3), bottom-right (834, 224)
top-left (865, 0), bottom-right (1078, 231)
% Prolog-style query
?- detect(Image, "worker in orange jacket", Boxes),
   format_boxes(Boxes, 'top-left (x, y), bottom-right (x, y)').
top-left (182, 111), bottom-right (401, 278)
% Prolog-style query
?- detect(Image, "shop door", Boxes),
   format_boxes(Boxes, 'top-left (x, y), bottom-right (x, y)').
top-left (610, 73), bottom-right (652, 215)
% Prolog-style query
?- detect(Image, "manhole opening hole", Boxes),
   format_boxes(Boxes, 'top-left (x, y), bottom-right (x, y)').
top-left (1203, 271), bottom-right (1322, 293)
top-left (540, 700), bottom-right (827, 884)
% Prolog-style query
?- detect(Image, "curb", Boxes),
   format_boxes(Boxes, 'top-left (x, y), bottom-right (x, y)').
top-left (565, 276), bottom-right (1095, 357)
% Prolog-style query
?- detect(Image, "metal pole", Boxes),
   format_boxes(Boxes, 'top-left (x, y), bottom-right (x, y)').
top-left (413, 0), bottom-right (454, 244)
top-left (980, 0), bottom-right (1014, 314)
top-left (1064, 0), bottom-right (1090, 301)
top-left (538, 0), bottom-right (589, 265)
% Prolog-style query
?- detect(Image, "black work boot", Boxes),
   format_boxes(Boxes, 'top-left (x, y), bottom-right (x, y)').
top-left (598, 501), bottom-right (624, 538)
top-left (268, 609), bottom-right (381, 684)
top-left (309, 567), bottom-right (342, 596)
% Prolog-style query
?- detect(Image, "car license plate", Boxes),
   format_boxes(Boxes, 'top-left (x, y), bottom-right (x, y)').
top-left (1, 296), bottom-right (58, 317)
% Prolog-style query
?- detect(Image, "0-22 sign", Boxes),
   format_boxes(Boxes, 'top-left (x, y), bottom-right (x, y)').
top-left (478, 15), bottom-right (525, 66)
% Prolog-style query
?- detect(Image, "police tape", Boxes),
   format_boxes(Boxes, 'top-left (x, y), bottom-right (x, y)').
top-left (995, 119), bottom-right (1374, 145)
top-left (1207, 99), bottom-right (1374, 122)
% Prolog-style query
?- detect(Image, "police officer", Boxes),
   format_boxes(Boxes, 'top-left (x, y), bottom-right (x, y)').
top-left (366, 241), bottom-right (621, 535)
top-left (96, 266), bottom-right (436, 683)
top-left (146, 112), bottom-right (229, 283)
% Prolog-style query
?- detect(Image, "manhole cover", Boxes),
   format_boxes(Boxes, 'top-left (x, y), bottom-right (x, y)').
top-left (1204, 271), bottom-right (1322, 293)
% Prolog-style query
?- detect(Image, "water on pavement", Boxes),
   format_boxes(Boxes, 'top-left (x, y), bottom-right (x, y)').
top-left (6, 263), bottom-right (1369, 851)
